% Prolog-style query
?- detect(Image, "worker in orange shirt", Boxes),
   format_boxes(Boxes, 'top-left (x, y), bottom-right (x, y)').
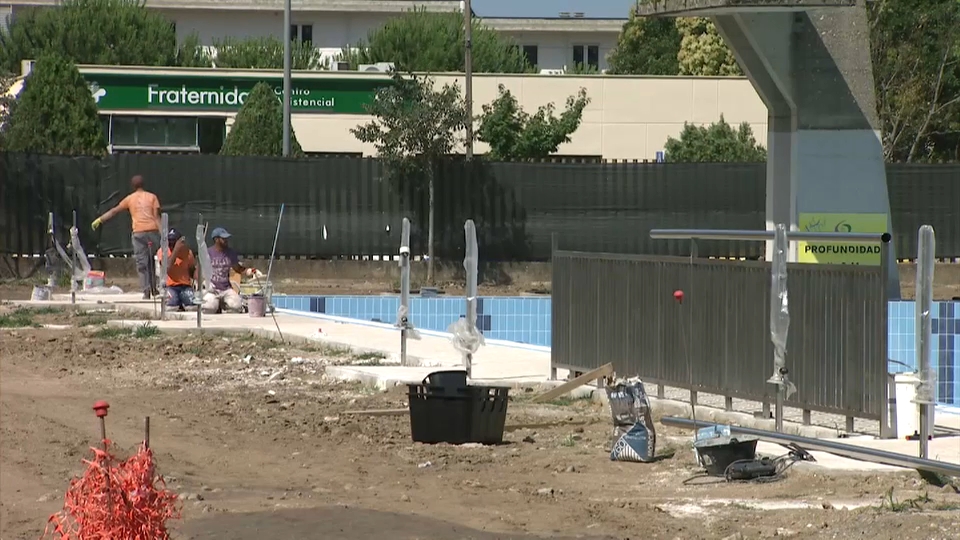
top-left (156, 228), bottom-right (196, 311)
top-left (91, 175), bottom-right (161, 299)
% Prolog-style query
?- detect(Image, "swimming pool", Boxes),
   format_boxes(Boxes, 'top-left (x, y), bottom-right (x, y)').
top-left (273, 294), bottom-right (960, 405)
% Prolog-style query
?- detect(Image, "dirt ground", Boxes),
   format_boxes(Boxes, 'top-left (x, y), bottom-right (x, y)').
top-left (1, 306), bottom-right (958, 540)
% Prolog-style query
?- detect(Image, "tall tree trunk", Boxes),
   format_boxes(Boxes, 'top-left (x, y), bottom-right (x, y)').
top-left (426, 166), bottom-right (435, 285)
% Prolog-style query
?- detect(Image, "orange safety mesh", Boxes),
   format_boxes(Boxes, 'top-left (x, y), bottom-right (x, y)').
top-left (43, 439), bottom-right (181, 540)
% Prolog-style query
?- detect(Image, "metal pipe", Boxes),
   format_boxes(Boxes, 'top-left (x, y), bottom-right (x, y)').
top-left (660, 417), bottom-right (960, 478)
top-left (281, 0), bottom-right (292, 157)
top-left (915, 225), bottom-right (936, 459)
top-left (650, 229), bottom-right (892, 244)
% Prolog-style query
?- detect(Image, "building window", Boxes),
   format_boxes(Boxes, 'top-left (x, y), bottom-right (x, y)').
top-left (572, 45), bottom-right (600, 70)
top-left (522, 45), bottom-right (538, 68)
top-left (290, 24), bottom-right (313, 44)
top-left (106, 115), bottom-right (199, 149)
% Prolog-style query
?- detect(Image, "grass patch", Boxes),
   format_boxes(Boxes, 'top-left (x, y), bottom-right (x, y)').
top-left (30, 306), bottom-right (63, 316)
top-left (559, 434), bottom-right (578, 447)
top-left (91, 326), bottom-right (133, 339)
top-left (351, 351), bottom-right (386, 364)
top-left (0, 308), bottom-right (40, 328)
top-left (133, 322), bottom-right (161, 339)
top-left (91, 322), bottom-right (161, 339)
top-left (880, 489), bottom-right (929, 512)
top-left (77, 316), bottom-right (109, 327)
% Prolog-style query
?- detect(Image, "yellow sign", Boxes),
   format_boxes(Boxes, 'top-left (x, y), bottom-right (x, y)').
top-left (797, 213), bottom-right (888, 265)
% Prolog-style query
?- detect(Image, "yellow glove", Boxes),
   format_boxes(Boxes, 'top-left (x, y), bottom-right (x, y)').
top-left (91, 218), bottom-right (102, 230)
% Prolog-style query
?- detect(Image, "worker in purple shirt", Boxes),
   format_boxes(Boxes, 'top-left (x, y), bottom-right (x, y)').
top-left (201, 227), bottom-right (257, 314)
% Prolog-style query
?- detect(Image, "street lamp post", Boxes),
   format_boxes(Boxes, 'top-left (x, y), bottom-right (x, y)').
top-left (282, 0), bottom-right (292, 157)
top-left (463, 0), bottom-right (473, 160)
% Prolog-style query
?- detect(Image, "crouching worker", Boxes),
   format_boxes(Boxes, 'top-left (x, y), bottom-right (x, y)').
top-left (203, 227), bottom-right (257, 314)
top-left (156, 228), bottom-right (196, 311)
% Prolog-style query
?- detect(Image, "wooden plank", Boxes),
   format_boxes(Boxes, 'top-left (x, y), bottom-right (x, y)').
top-left (531, 363), bottom-right (614, 403)
top-left (342, 408), bottom-right (407, 416)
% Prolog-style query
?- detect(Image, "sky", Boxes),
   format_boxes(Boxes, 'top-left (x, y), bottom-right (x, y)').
top-left (470, 0), bottom-right (635, 19)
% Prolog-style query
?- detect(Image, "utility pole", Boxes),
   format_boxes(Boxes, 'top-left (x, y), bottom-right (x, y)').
top-left (282, 0), bottom-right (292, 157)
top-left (463, 0), bottom-right (473, 160)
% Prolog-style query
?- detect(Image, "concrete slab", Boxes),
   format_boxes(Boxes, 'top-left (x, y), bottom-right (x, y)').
top-left (107, 309), bottom-right (553, 383)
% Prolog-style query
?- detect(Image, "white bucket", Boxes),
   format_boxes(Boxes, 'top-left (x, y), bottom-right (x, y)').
top-left (894, 373), bottom-right (936, 439)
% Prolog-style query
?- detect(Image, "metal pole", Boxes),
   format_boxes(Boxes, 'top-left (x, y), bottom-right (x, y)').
top-left (70, 211), bottom-right (78, 305)
top-left (282, 0), bottom-right (292, 157)
top-left (463, 0), bottom-right (473, 159)
top-left (159, 213), bottom-right (169, 321)
top-left (660, 416), bottom-right (960, 478)
top-left (196, 214), bottom-right (204, 329)
top-left (398, 218), bottom-right (412, 366)
top-left (915, 225), bottom-right (936, 459)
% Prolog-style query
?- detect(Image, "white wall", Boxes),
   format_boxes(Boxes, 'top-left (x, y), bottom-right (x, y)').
top-left (277, 75), bottom-right (767, 159)
top-left (500, 31), bottom-right (617, 72)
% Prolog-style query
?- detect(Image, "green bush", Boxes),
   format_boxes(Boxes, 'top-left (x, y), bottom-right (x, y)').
top-left (4, 54), bottom-right (106, 155)
top-left (220, 82), bottom-right (303, 157)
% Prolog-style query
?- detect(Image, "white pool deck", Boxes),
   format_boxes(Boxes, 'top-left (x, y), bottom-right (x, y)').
top-left (9, 292), bottom-right (960, 473)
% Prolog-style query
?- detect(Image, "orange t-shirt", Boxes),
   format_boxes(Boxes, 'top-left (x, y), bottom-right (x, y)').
top-left (118, 190), bottom-right (160, 233)
top-left (156, 247), bottom-right (196, 287)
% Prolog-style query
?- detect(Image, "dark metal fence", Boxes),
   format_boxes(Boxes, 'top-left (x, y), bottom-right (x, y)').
top-left (551, 251), bottom-right (889, 420)
top-left (2, 152), bottom-right (959, 260)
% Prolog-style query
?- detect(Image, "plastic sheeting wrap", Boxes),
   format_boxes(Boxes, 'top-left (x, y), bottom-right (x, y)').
top-left (196, 224), bottom-right (213, 291)
top-left (915, 225), bottom-right (937, 405)
top-left (449, 220), bottom-right (484, 355)
top-left (63, 227), bottom-right (92, 281)
top-left (768, 224), bottom-right (796, 398)
top-left (396, 218), bottom-right (420, 339)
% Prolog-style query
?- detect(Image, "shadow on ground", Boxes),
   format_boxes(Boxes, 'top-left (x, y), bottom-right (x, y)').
top-left (176, 507), bottom-right (620, 540)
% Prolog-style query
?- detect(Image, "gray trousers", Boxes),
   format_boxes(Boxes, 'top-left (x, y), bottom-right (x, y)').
top-left (132, 231), bottom-right (161, 292)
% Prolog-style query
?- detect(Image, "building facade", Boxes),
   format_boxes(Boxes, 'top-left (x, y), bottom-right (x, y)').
top-left (1, 0), bottom-right (630, 72)
top-left (63, 65), bottom-right (765, 159)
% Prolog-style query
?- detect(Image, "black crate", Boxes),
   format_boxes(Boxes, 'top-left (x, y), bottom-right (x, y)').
top-left (407, 384), bottom-right (509, 445)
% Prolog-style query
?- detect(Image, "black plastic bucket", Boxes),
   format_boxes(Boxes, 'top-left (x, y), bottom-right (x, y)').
top-left (695, 437), bottom-right (758, 476)
top-left (422, 370), bottom-right (468, 395)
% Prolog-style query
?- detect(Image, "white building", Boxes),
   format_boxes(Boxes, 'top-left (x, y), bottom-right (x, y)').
top-left (0, 0), bottom-right (630, 72)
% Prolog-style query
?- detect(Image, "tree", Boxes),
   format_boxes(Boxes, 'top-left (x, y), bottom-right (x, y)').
top-left (220, 82), bottom-right (304, 157)
top-left (212, 37), bottom-right (323, 70)
top-left (0, 75), bottom-right (14, 148)
top-left (4, 54), bottom-right (106, 155)
top-left (477, 85), bottom-right (590, 160)
top-left (664, 116), bottom-right (766, 162)
top-left (340, 8), bottom-right (529, 73)
top-left (352, 72), bottom-right (468, 283)
top-left (869, 0), bottom-right (960, 162)
top-left (0, 0), bottom-right (182, 73)
top-left (607, 8), bottom-right (682, 75)
top-left (676, 18), bottom-right (741, 76)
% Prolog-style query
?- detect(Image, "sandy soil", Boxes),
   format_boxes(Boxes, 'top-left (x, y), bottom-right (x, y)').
top-left (1, 306), bottom-right (959, 540)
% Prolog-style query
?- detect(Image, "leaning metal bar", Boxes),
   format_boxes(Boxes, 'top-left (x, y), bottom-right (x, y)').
top-left (660, 417), bottom-right (960, 478)
top-left (649, 229), bottom-right (891, 243)
top-left (159, 213), bottom-right (169, 321)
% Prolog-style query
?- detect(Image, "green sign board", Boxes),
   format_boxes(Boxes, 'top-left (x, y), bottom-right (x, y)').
top-left (80, 72), bottom-right (392, 114)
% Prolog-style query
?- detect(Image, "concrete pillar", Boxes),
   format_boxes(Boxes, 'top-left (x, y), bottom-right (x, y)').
top-left (713, 8), bottom-right (899, 294)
